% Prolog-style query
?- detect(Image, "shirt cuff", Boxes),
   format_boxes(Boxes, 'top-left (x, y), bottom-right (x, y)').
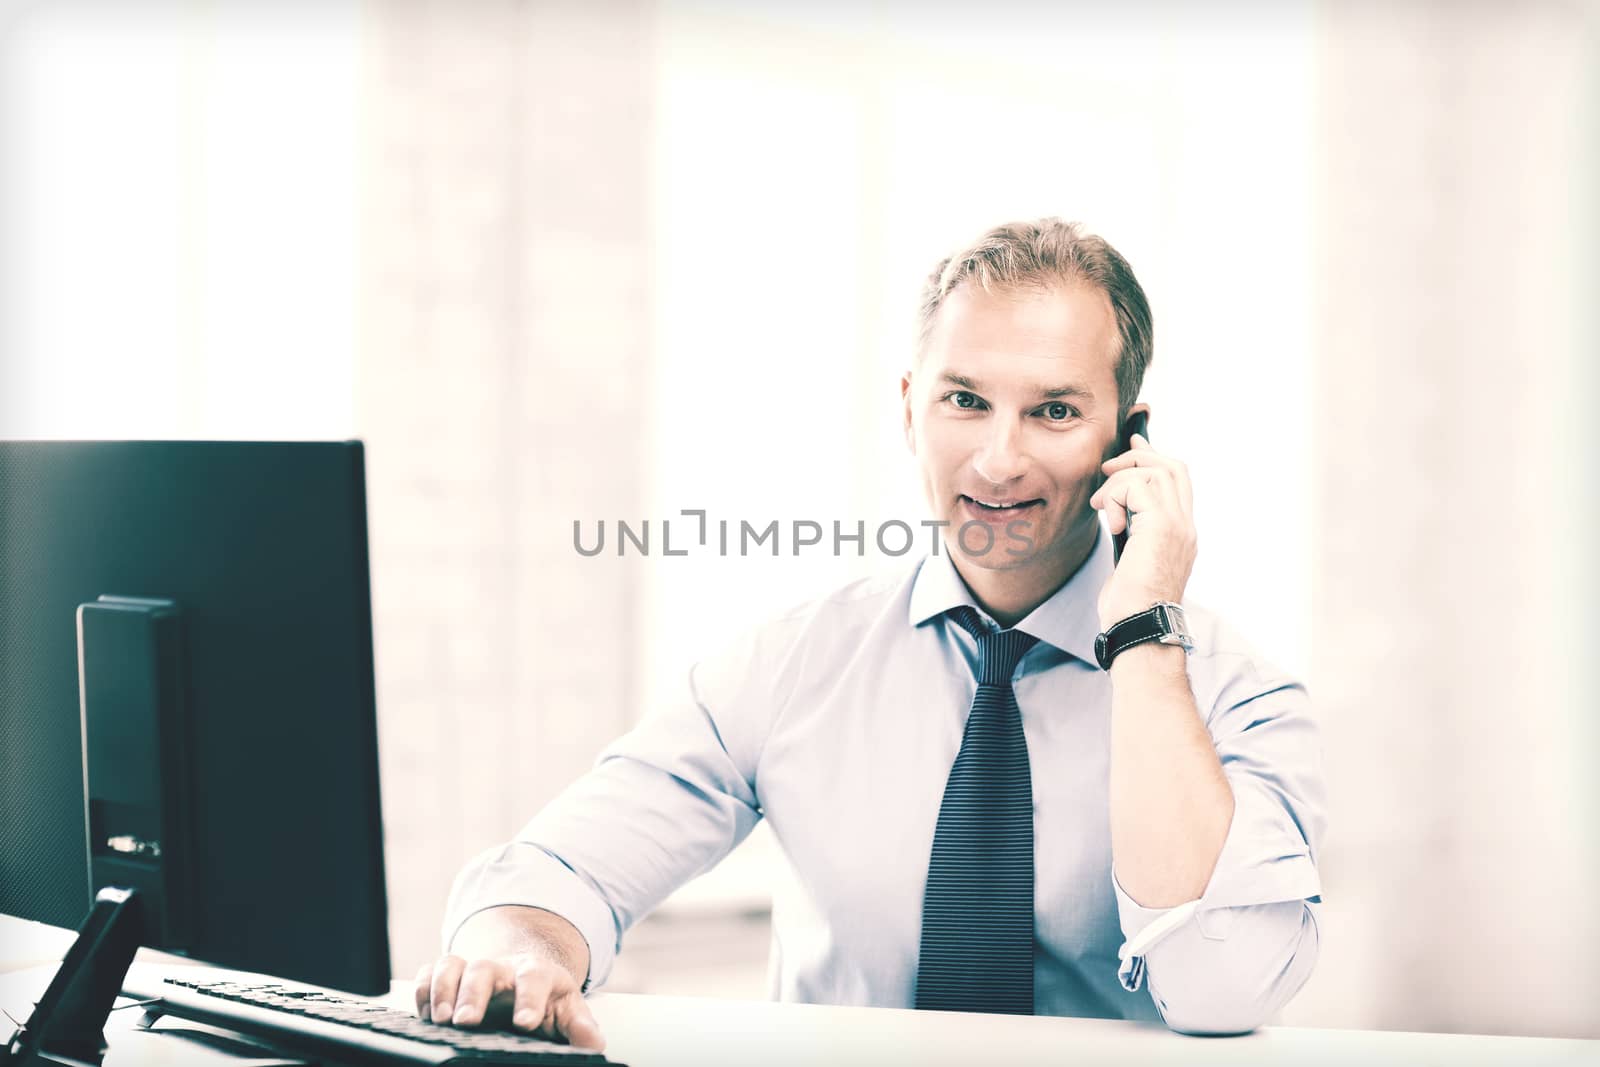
top-left (442, 841), bottom-right (623, 992)
top-left (1111, 872), bottom-right (1199, 992)
top-left (1111, 777), bottom-right (1323, 992)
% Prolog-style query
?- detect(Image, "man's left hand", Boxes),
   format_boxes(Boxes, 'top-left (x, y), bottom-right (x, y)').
top-left (1089, 432), bottom-right (1198, 629)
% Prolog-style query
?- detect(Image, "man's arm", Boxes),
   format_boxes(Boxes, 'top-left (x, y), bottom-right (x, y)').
top-left (1106, 651), bottom-right (1324, 1035)
top-left (1092, 433), bottom-right (1235, 907)
top-left (417, 619), bottom-right (795, 1043)
top-left (1107, 642), bottom-right (1233, 906)
top-left (1092, 435), bottom-right (1324, 1034)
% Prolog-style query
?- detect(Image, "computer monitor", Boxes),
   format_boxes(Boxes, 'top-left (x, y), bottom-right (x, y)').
top-left (0, 441), bottom-right (391, 1056)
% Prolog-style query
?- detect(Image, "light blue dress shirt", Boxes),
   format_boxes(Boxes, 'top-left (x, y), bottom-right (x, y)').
top-left (444, 527), bottom-right (1325, 1034)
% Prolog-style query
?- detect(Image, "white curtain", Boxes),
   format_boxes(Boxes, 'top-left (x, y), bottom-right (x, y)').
top-left (1295, 0), bottom-right (1599, 1037)
top-left (355, 0), bottom-right (656, 979)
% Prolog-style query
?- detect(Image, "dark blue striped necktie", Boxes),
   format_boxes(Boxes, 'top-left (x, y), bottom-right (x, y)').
top-left (915, 605), bottom-right (1040, 1015)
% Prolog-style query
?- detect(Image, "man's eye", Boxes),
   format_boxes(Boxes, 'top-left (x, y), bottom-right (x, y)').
top-left (946, 391), bottom-right (982, 410)
top-left (1040, 402), bottom-right (1075, 421)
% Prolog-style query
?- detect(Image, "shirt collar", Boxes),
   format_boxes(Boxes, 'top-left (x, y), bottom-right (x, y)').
top-left (908, 525), bottom-right (1111, 666)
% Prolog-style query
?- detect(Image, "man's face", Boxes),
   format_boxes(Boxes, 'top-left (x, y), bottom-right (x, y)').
top-left (902, 281), bottom-right (1127, 580)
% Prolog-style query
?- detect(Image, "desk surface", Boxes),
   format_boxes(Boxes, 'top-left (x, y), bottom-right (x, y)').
top-left (2, 916), bottom-right (1595, 1067)
top-left (569, 989), bottom-right (1600, 1067)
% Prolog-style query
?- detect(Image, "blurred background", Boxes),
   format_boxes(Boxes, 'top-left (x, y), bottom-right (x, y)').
top-left (2, 0), bottom-right (1596, 1040)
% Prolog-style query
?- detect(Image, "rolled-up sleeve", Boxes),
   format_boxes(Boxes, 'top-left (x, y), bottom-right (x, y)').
top-left (442, 621), bottom-right (792, 990)
top-left (1112, 659), bottom-right (1327, 1035)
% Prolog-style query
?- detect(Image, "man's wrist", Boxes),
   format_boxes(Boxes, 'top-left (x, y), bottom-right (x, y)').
top-left (1105, 640), bottom-right (1188, 679)
top-left (449, 905), bottom-right (589, 988)
top-left (1096, 600), bottom-right (1194, 671)
top-left (1099, 593), bottom-right (1182, 633)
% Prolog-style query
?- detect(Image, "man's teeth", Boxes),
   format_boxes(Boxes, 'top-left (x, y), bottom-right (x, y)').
top-left (973, 498), bottom-right (1029, 510)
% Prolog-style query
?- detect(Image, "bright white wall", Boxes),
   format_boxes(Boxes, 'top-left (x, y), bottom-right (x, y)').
top-left (645, 0), bottom-right (1317, 707)
top-left (0, 0), bottom-right (359, 440)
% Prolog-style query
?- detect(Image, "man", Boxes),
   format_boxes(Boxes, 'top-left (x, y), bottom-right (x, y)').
top-left (416, 219), bottom-right (1325, 1048)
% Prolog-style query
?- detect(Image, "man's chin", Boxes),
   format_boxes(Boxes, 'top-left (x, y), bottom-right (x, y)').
top-left (942, 516), bottom-right (1049, 570)
top-left (951, 545), bottom-right (1039, 572)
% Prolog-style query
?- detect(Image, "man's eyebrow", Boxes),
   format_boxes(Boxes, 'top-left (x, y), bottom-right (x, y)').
top-left (938, 372), bottom-right (1097, 402)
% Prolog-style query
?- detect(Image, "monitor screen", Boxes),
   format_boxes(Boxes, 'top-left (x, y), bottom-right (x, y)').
top-left (0, 440), bottom-right (390, 995)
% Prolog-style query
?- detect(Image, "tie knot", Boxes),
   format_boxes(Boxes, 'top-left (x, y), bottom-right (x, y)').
top-left (946, 606), bottom-right (1039, 687)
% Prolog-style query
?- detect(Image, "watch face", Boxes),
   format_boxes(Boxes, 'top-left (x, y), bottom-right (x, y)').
top-left (1156, 603), bottom-right (1195, 649)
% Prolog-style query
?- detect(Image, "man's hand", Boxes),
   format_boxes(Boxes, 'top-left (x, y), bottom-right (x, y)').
top-left (1089, 432), bottom-right (1198, 628)
top-left (413, 906), bottom-right (604, 1051)
top-left (414, 953), bottom-right (604, 1049)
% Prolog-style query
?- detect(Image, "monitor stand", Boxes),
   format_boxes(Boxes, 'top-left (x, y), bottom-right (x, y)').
top-left (1, 888), bottom-right (309, 1067)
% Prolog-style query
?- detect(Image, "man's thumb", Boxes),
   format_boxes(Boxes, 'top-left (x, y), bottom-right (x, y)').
top-left (560, 1000), bottom-right (605, 1051)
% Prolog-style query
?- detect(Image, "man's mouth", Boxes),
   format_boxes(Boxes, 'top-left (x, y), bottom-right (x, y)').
top-left (958, 494), bottom-right (1045, 522)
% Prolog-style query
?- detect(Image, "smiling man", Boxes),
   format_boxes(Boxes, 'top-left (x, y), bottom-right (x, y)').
top-left (420, 219), bottom-right (1325, 1047)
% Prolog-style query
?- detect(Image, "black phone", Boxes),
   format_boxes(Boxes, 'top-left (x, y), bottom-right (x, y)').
top-left (1111, 411), bottom-right (1148, 564)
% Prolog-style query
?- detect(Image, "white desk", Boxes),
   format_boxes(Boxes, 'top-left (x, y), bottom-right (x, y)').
top-left (2, 916), bottom-right (1594, 1066)
top-left (573, 992), bottom-right (1599, 1067)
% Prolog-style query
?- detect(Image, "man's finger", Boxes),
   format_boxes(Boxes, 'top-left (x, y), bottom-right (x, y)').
top-left (1171, 460), bottom-right (1193, 518)
top-left (1123, 439), bottom-right (1193, 516)
top-left (1102, 431), bottom-right (1156, 467)
top-left (429, 955), bottom-right (467, 1025)
top-left (1102, 437), bottom-right (1177, 475)
top-left (1096, 488), bottom-right (1128, 535)
top-left (452, 958), bottom-right (507, 1028)
top-left (1093, 468), bottom-right (1178, 537)
top-left (413, 964), bottom-right (433, 1020)
top-left (1106, 442), bottom-right (1193, 517)
top-left (511, 965), bottom-right (557, 1034)
top-left (1091, 467), bottom-right (1167, 513)
top-left (1142, 465), bottom-right (1183, 516)
top-left (552, 990), bottom-right (606, 1052)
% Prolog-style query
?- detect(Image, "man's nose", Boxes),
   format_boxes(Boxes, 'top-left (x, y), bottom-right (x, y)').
top-left (972, 417), bottom-right (1028, 485)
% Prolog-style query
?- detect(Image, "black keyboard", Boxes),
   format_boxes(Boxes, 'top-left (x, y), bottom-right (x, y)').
top-left (122, 975), bottom-right (628, 1066)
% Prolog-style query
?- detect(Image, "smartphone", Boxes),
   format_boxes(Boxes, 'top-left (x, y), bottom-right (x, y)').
top-left (1111, 411), bottom-right (1148, 564)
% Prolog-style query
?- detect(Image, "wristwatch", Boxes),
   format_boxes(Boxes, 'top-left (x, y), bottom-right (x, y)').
top-left (1094, 602), bottom-right (1194, 670)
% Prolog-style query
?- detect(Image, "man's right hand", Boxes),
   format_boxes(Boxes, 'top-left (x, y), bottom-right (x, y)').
top-left (413, 906), bottom-right (603, 1051)
top-left (413, 953), bottom-right (604, 1050)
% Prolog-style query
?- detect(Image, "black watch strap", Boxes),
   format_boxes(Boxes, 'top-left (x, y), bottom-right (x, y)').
top-left (1094, 602), bottom-right (1193, 670)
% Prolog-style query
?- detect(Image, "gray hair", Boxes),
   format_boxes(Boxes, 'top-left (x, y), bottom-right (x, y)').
top-left (916, 218), bottom-right (1154, 418)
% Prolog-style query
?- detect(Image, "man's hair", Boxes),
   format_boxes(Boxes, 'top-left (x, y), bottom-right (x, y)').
top-left (916, 218), bottom-right (1154, 419)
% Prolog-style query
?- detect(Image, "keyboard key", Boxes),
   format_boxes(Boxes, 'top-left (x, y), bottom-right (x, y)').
top-left (150, 976), bottom-right (623, 1065)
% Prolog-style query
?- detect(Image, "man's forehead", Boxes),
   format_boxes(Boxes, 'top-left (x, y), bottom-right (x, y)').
top-left (922, 282), bottom-right (1121, 393)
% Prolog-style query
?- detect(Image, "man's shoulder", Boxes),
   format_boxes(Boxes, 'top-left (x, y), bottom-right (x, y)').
top-left (754, 558), bottom-right (926, 639)
top-left (690, 559), bottom-right (925, 704)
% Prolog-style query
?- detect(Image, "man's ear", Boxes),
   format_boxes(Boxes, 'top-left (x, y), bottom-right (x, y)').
top-left (900, 371), bottom-right (916, 453)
